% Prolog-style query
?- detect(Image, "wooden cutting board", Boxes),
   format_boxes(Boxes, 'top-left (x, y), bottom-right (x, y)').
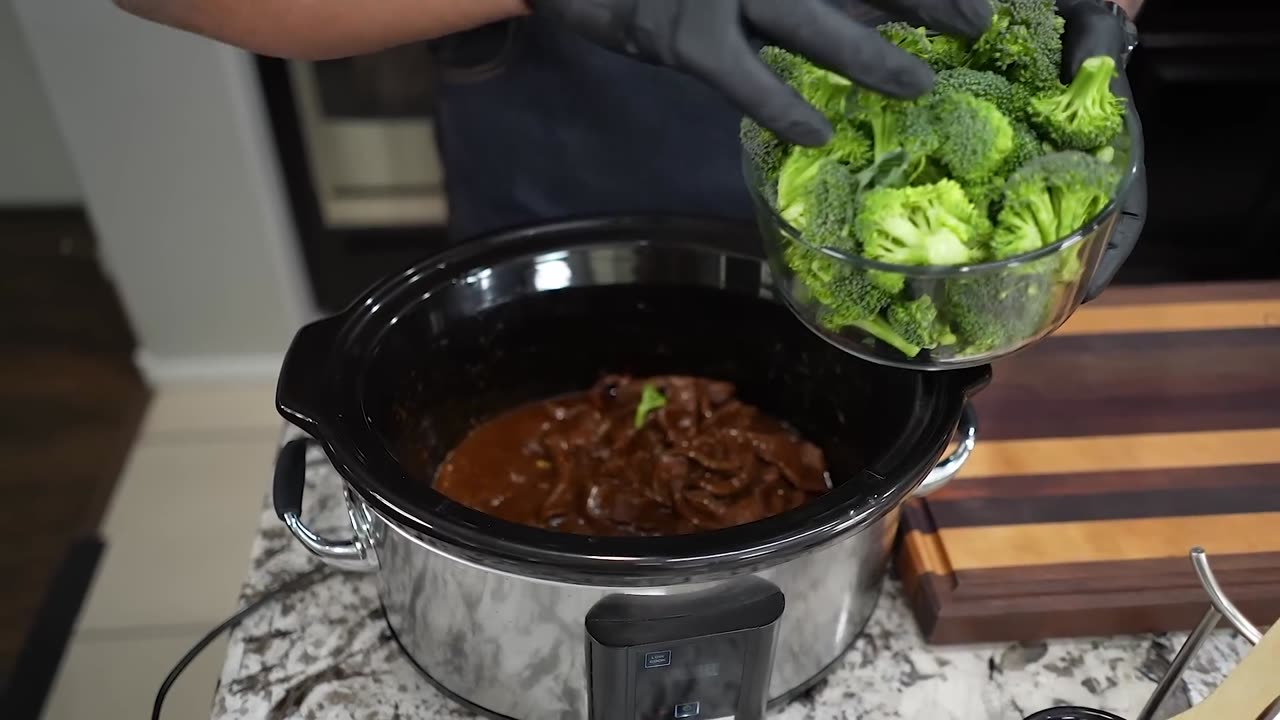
top-left (896, 280), bottom-right (1280, 645)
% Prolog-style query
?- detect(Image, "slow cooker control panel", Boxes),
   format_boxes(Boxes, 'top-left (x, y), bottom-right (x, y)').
top-left (585, 577), bottom-right (784, 720)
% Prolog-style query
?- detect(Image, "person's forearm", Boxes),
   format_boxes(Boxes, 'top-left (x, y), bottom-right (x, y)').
top-left (1117, 0), bottom-right (1145, 18)
top-left (115, 0), bottom-right (531, 59)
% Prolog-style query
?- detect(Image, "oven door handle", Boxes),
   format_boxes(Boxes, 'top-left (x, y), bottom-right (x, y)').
top-left (273, 438), bottom-right (379, 573)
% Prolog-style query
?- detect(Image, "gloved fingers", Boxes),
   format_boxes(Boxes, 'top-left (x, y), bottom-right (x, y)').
top-left (865, 0), bottom-right (993, 38)
top-left (1057, 0), bottom-right (1130, 79)
top-left (680, 24), bottom-right (835, 146)
top-left (743, 0), bottom-right (934, 99)
top-left (1085, 162), bottom-right (1146, 302)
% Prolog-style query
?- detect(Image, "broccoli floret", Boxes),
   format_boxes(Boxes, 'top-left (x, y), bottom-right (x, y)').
top-left (969, 0), bottom-right (1064, 91)
top-left (928, 35), bottom-right (972, 71)
top-left (855, 179), bottom-right (986, 267)
top-left (878, 22), bottom-right (970, 71)
top-left (992, 150), bottom-right (1119, 260)
top-left (782, 242), bottom-right (926, 358)
top-left (776, 147), bottom-right (827, 228)
top-left (944, 262), bottom-right (1055, 353)
top-left (760, 45), bottom-right (805, 87)
top-left (777, 152), bottom-right (859, 249)
top-left (966, 120), bottom-right (1043, 220)
top-left (783, 241), bottom-right (841, 304)
top-left (801, 67), bottom-right (856, 123)
top-left (965, 174), bottom-right (1007, 222)
top-left (1000, 151), bottom-right (1119, 239)
top-left (878, 22), bottom-right (933, 58)
top-left (1004, 120), bottom-right (1044, 174)
top-left (887, 295), bottom-right (957, 350)
top-left (1008, 80), bottom-right (1037, 120)
top-left (819, 269), bottom-right (893, 326)
top-left (827, 122), bottom-right (874, 171)
top-left (759, 45), bottom-right (855, 123)
top-left (634, 383), bottom-right (668, 429)
top-left (933, 68), bottom-right (1017, 116)
top-left (931, 92), bottom-right (1015, 181)
top-left (741, 117), bottom-right (786, 183)
top-left (824, 311), bottom-right (928, 358)
top-left (817, 291), bottom-right (927, 359)
top-left (1028, 55), bottom-right (1126, 151)
top-left (848, 90), bottom-right (938, 165)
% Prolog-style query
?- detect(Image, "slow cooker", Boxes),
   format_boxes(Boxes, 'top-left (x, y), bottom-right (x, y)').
top-left (273, 216), bottom-right (987, 720)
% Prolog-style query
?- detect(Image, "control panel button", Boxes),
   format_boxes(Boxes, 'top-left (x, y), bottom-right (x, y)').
top-left (674, 701), bottom-right (700, 718)
top-left (644, 650), bottom-right (672, 669)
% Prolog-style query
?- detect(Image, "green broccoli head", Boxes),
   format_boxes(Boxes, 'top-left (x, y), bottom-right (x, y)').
top-left (965, 174), bottom-right (1008, 222)
top-left (818, 269), bottom-right (893, 326)
top-left (783, 243), bottom-right (926, 358)
top-left (967, 120), bottom-right (1044, 220)
top-left (877, 22), bottom-right (933, 58)
top-left (758, 45), bottom-right (855, 123)
top-left (927, 35), bottom-right (972, 71)
top-left (992, 150), bottom-right (1120, 258)
top-left (777, 152), bottom-right (859, 250)
top-left (776, 147), bottom-right (827, 228)
top-left (741, 117), bottom-right (786, 183)
top-left (969, 0), bottom-right (1065, 91)
top-left (848, 90), bottom-right (939, 165)
top-left (933, 68), bottom-right (1017, 117)
top-left (783, 241), bottom-right (840, 304)
top-left (827, 122), bottom-right (874, 171)
top-left (1028, 55), bottom-right (1126, 151)
top-left (886, 295), bottom-right (956, 350)
top-left (944, 261), bottom-right (1055, 354)
top-left (877, 22), bottom-right (970, 70)
top-left (759, 45), bottom-right (804, 87)
top-left (855, 179), bottom-right (986, 267)
top-left (1004, 120), bottom-right (1044, 174)
top-left (801, 67), bottom-right (856, 123)
top-left (931, 92), bottom-right (1015, 181)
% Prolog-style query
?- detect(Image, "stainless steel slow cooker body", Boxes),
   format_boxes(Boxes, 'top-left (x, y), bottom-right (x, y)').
top-left (273, 217), bottom-right (988, 720)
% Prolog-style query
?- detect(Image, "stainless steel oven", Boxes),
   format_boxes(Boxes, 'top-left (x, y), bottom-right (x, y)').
top-left (286, 48), bottom-right (448, 231)
top-left (258, 43), bottom-right (456, 312)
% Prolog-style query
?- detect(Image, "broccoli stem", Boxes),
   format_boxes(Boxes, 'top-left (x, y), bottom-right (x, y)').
top-left (1065, 57), bottom-right (1114, 113)
top-left (850, 317), bottom-right (925, 358)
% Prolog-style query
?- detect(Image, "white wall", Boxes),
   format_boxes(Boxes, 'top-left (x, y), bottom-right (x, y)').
top-left (13, 1), bottom-right (315, 380)
top-left (0, 2), bottom-right (80, 206)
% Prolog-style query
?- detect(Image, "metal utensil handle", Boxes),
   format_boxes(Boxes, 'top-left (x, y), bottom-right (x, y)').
top-left (1135, 547), bottom-right (1266, 720)
top-left (914, 402), bottom-right (978, 498)
top-left (1191, 548), bottom-right (1263, 643)
top-left (273, 438), bottom-right (378, 573)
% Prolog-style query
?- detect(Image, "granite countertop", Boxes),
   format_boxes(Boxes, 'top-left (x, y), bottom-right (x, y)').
top-left (211, 434), bottom-right (1253, 720)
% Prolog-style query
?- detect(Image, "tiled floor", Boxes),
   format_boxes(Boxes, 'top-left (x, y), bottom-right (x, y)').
top-left (40, 380), bottom-right (281, 720)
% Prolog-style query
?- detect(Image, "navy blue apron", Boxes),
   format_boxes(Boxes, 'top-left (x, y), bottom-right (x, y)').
top-left (429, 4), bottom-right (891, 243)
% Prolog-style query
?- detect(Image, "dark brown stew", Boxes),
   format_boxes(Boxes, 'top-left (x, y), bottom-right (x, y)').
top-left (433, 375), bottom-right (831, 536)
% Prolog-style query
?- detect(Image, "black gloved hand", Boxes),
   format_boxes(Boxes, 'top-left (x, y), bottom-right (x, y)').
top-left (1057, 0), bottom-right (1147, 301)
top-left (530, 0), bottom-right (993, 147)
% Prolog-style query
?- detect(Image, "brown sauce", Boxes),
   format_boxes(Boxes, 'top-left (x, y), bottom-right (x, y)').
top-left (433, 375), bottom-right (831, 536)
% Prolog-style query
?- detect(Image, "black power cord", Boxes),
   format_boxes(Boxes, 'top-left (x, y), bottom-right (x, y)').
top-left (151, 566), bottom-right (333, 720)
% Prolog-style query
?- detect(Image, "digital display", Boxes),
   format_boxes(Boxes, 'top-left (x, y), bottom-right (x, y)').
top-left (631, 632), bottom-right (747, 720)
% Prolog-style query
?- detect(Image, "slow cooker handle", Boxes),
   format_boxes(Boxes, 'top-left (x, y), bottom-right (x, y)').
top-left (273, 438), bottom-right (378, 573)
top-left (913, 401), bottom-right (978, 498)
top-left (276, 316), bottom-right (345, 438)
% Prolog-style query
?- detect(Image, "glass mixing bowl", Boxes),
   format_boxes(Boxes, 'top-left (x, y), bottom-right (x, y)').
top-left (745, 111), bottom-right (1142, 370)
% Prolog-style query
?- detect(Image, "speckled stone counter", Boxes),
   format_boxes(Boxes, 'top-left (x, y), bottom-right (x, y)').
top-left (211, 436), bottom-right (1251, 720)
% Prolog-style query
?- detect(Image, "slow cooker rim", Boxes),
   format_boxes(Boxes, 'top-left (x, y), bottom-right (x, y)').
top-left (278, 216), bottom-right (989, 581)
